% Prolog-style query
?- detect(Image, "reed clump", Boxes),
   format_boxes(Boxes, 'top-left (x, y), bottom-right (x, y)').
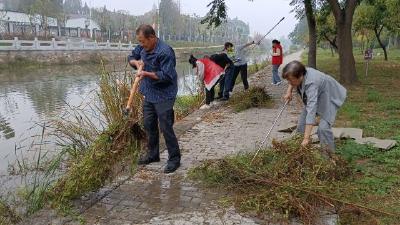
top-left (49, 65), bottom-right (146, 207)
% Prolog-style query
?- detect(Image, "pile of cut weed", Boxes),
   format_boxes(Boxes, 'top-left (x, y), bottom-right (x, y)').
top-left (189, 137), bottom-right (399, 224)
top-left (228, 87), bottom-right (272, 112)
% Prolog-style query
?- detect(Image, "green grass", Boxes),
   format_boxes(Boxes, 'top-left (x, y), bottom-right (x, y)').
top-left (248, 60), bottom-right (269, 74)
top-left (304, 48), bottom-right (400, 139)
top-left (174, 94), bottom-right (204, 119)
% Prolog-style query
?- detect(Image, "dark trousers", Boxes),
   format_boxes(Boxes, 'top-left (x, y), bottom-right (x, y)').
top-left (218, 65), bottom-right (235, 98)
top-left (231, 64), bottom-right (249, 91)
top-left (205, 85), bottom-right (215, 105)
top-left (143, 100), bottom-right (180, 166)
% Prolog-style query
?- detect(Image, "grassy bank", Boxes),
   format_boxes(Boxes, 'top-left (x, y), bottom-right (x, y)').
top-left (174, 94), bottom-right (204, 119)
top-left (308, 48), bottom-right (400, 224)
top-left (302, 48), bottom-right (400, 139)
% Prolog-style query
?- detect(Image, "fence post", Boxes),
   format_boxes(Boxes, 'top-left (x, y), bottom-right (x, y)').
top-left (34, 37), bottom-right (39, 49)
top-left (106, 40), bottom-right (110, 49)
top-left (81, 39), bottom-right (85, 49)
top-left (52, 38), bottom-right (56, 49)
top-left (118, 40), bottom-right (121, 50)
top-left (35, 24), bottom-right (39, 36)
top-left (77, 27), bottom-right (81, 37)
top-left (9, 23), bottom-right (14, 34)
top-left (67, 39), bottom-right (70, 50)
top-left (94, 40), bottom-right (98, 50)
top-left (14, 37), bottom-right (19, 50)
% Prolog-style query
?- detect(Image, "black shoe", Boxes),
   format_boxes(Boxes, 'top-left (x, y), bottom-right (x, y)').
top-left (220, 97), bottom-right (229, 101)
top-left (138, 157), bottom-right (160, 165)
top-left (215, 95), bottom-right (223, 100)
top-left (164, 163), bottom-right (180, 173)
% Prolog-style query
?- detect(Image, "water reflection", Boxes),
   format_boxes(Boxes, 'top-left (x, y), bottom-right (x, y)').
top-left (0, 113), bottom-right (14, 139)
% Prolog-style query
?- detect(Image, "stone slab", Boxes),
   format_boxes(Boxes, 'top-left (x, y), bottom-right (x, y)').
top-left (355, 137), bottom-right (397, 150)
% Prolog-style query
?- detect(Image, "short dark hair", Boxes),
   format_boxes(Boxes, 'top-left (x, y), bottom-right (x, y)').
top-left (188, 54), bottom-right (197, 68)
top-left (272, 39), bottom-right (280, 44)
top-left (224, 42), bottom-right (233, 50)
top-left (282, 60), bottom-right (306, 79)
top-left (136, 24), bottom-right (156, 38)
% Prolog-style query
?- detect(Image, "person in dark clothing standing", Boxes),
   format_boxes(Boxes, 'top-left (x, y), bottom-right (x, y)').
top-left (209, 53), bottom-right (234, 100)
top-left (128, 24), bottom-right (180, 174)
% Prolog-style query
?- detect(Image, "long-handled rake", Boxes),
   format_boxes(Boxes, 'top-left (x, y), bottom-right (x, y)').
top-left (251, 100), bottom-right (289, 163)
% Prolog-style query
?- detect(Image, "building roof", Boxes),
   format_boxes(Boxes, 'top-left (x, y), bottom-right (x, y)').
top-left (0, 10), bottom-right (57, 26)
top-left (65, 17), bottom-right (100, 30)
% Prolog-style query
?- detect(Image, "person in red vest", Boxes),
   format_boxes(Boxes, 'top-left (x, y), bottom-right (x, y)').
top-left (271, 39), bottom-right (283, 85)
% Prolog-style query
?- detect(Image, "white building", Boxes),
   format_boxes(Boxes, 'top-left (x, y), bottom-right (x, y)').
top-left (66, 17), bottom-right (99, 31)
top-left (0, 10), bottom-right (57, 26)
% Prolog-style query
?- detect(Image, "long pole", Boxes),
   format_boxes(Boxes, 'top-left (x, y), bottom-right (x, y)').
top-left (255, 17), bottom-right (285, 45)
top-left (251, 100), bottom-right (289, 163)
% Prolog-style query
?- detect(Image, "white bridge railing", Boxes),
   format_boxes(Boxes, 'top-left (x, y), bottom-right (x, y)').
top-left (0, 37), bottom-right (136, 51)
top-left (0, 37), bottom-right (224, 51)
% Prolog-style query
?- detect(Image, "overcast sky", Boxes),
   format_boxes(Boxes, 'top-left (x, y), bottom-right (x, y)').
top-left (83, 0), bottom-right (298, 39)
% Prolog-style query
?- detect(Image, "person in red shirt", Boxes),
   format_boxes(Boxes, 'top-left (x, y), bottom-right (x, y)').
top-left (271, 39), bottom-right (283, 85)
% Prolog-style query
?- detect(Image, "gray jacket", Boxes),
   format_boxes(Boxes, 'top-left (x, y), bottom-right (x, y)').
top-left (297, 67), bottom-right (347, 125)
top-left (234, 44), bottom-right (249, 66)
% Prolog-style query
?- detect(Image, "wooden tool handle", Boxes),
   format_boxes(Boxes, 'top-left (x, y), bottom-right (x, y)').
top-left (125, 66), bottom-right (143, 110)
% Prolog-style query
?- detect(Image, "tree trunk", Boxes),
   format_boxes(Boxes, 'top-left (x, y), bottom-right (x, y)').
top-left (336, 20), bottom-right (358, 84)
top-left (304, 0), bottom-right (317, 68)
top-left (374, 26), bottom-right (388, 61)
top-left (328, 0), bottom-right (358, 85)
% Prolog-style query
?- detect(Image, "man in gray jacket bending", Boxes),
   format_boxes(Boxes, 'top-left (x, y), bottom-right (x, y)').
top-left (282, 60), bottom-right (347, 151)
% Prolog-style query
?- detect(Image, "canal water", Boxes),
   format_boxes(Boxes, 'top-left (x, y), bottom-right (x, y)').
top-left (0, 52), bottom-right (268, 175)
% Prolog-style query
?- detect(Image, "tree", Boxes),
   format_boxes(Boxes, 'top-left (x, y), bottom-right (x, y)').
top-left (316, 3), bottom-right (338, 54)
top-left (326, 0), bottom-right (358, 84)
top-left (27, 0), bottom-right (63, 37)
top-left (289, 17), bottom-right (309, 46)
top-left (64, 0), bottom-right (82, 14)
top-left (290, 0), bottom-right (317, 68)
top-left (354, 0), bottom-right (389, 60)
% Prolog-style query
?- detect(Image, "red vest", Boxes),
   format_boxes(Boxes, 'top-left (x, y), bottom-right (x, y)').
top-left (272, 44), bottom-right (283, 65)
